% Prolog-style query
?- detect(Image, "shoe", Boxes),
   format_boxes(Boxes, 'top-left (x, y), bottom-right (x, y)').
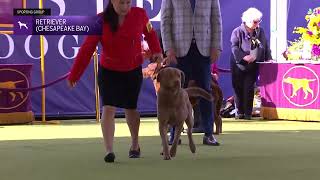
top-left (235, 114), bottom-right (244, 119)
top-left (244, 115), bottom-right (252, 120)
top-left (203, 135), bottom-right (220, 146)
top-left (129, 147), bottom-right (141, 158)
top-left (104, 152), bottom-right (115, 163)
top-left (168, 138), bottom-right (182, 145)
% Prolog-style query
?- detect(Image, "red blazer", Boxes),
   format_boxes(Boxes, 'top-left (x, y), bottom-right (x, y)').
top-left (68, 7), bottom-right (162, 82)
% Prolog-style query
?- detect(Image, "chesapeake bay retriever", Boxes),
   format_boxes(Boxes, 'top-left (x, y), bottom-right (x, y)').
top-left (156, 67), bottom-right (212, 160)
top-left (188, 77), bottom-right (223, 134)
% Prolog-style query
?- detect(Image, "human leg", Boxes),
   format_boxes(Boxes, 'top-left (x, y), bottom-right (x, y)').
top-left (195, 64), bottom-right (216, 142)
top-left (242, 71), bottom-right (258, 119)
top-left (190, 44), bottom-right (219, 145)
top-left (125, 108), bottom-right (141, 158)
top-left (192, 104), bottom-right (204, 133)
top-left (123, 66), bottom-right (143, 157)
top-left (231, 63), bottom-right (245, 118)
top-left (98, 66), bottom-right (143, 161)
top-left (101, 105), bottom-right (116, 162)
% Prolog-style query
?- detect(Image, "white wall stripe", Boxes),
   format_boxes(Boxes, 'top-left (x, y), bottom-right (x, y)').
top-left (96, 0), bottom-right (104, 14)
top-left (270, 0), bottom-right (287, 61)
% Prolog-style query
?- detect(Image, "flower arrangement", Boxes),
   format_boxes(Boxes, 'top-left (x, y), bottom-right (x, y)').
top-left (285, 7), bottom-right (320, 61)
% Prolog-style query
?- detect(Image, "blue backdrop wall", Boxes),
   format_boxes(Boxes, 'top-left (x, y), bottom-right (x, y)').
top-left (0, 0), bottom-right (312, 117)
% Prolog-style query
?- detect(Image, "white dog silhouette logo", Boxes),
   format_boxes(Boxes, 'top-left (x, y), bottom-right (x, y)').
top-left (17, 21), bottom-right (28, 29)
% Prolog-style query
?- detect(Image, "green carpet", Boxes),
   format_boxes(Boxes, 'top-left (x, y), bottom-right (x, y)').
top-left (0, 118), bottom-right (319, 180)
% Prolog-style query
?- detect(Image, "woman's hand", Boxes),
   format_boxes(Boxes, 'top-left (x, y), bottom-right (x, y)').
top-left (67, 80), bottom-right (76, 89)
top-left (165, 48), bottom-right (177, 65)
top-left (151, 53), bottom-right (163, 64)
top-left (210, 48), bottom-right (221, 64)
top-left (212, 73), bottom-right (219, 81)
top-left (142, 63), bottom-right (158, 78)
top-left (243, 55), bottom-right (255, 63)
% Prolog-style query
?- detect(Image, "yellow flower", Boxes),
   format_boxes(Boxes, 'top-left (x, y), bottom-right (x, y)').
top-left (286, 7), bottom-right (320, 60)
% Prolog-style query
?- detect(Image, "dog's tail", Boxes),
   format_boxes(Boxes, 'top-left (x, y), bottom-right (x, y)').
top-left (185, 87), bottom-right (213, 101)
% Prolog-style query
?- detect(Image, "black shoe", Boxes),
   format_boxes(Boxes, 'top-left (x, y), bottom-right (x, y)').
top-left (244, 115), bottom-right (252, 120)
top-left (203, 135), bottom-right (220, 146)
top-left (129, 147), bottom-right (141, 158)
top-left (104, 152), bottom-right (115, 163)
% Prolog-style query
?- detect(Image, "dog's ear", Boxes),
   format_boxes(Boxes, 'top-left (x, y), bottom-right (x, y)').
top-left (179, 70), bottom-right (185, 88)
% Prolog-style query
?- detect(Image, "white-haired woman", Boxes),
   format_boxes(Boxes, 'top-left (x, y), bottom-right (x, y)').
top-left (230, 7), bottom-right (272, 119)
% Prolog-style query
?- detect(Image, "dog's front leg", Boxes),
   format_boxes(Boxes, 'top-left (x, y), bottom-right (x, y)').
top-left (214, 116), bottom-right (222, 135)
top-left (185, 115), bottom-right (196, 154)
top-left (170, 124), bottom-right (183, 157)
top-left (159, 122), bottom-right (171, 160)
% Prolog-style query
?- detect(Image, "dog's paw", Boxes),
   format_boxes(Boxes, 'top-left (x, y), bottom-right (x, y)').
top-left (161, 151), bottom-right (171, 160)
top-left (163, 155), bottom-right (171, 160)
top-left (170, 148), bottom-right (177, 157)
top-left (189, 143), bottom-right (196, 153)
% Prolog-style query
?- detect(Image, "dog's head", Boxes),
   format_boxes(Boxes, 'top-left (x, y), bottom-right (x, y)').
top-left (157, 67), bottom-right (185, 90)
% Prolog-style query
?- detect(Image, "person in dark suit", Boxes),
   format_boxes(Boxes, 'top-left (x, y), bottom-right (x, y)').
top-left (67, 0), bottom-right (162, 163)
top-left (161, 0), bottom-right (222, 146)
top-left (230, 7), bottom-right (272, 120)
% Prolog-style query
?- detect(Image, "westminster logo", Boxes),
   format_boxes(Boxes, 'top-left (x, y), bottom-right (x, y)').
top-left (282, 66), bottom-right (319, 107)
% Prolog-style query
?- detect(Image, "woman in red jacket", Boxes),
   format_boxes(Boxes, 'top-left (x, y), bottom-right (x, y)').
top-left (67, 0), bottom-right (162, 163)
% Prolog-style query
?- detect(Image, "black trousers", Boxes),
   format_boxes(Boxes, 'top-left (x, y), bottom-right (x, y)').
top-left (231, 62), bottom-right (258, 116)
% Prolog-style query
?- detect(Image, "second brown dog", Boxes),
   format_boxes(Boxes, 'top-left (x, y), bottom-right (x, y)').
top-left (188, 77), bottom-right (223, 134)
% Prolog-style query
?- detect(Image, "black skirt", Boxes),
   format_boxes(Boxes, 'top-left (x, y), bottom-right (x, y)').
top-left (98, 65), bottom-right (142, 109)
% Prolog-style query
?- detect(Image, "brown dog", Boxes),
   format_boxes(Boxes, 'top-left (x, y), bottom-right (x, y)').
top-left (142, 63), bottom-right (223, 134)
top-left (188, 77), bottom-right (223, 134)
top-left (156, 67), bottom-right (212, 160)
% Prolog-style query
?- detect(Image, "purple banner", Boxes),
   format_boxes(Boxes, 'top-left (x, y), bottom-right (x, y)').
top-left (0, 0), bottom-right (270, 117)
top-left (0, 0), bottom-right (24, 25)
top-left (259, 63), bottom-right (320, 109)
top-left (0, 64), bottom-right (32, 113)
top-left (14, 16), bottom-right (103, 35)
